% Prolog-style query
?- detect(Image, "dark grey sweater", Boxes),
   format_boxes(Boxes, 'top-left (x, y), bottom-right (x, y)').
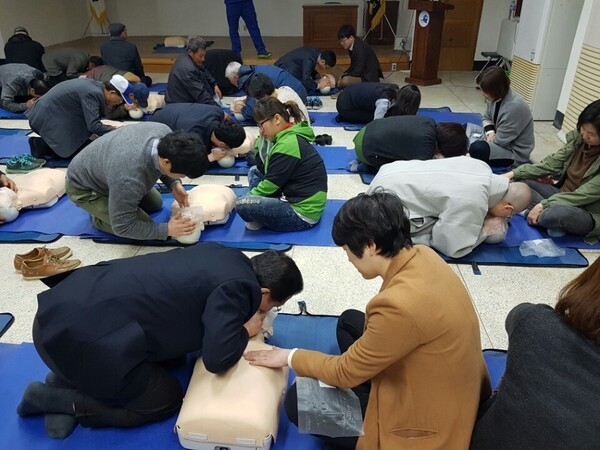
top-left (67, 122), bottom-right (177, 241)
top-left (470, 303), bottom-right (600, 450)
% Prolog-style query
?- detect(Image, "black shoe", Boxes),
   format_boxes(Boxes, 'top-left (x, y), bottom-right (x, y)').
top-left (28, 137), bottom-right (51, 159)
top-left (314, 134), bottom-right (333, 146)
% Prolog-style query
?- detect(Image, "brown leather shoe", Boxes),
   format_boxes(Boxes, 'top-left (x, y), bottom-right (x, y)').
top-left (21, 256), bottom-right (81, 280)
top-left (13, 246), bottom-right (72, 272)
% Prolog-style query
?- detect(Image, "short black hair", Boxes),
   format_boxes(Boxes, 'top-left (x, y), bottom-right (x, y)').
top-left (476, 66), bottom-right (509, 100)
top-left (320, 50), bottom-right (337, 68)
top-left (157, 130), bottom-right (208, 178)
top-left (89, 55), bottom-right (104, 67)
top-left (245, 73), bottom-right (275, 99)
top-left (29, 78), bottom-right (49, 96)
top-left (213, 120), bottom-right (246, 148)
top-left (337, 24), bottom-right (356, 40)
top-left (332, 190), bottom-right (412, 258)
top-left (251, 251), bottom-right (303, 304)
top-left (436, 122), bottom-right (469, 157)
top-left (577, 99), bottom-right (600, 135)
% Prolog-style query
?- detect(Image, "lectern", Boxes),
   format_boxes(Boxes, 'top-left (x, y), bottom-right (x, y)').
top-left (405, 0), bottom-right (454, 86)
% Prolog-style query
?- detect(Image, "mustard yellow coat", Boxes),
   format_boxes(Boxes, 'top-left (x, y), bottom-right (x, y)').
top-left (291, 245), bottom-right (491, 449)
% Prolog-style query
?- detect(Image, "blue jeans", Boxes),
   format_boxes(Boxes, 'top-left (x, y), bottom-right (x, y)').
top-left (225, 0), bottom-right (267, 54)
top-left (236, 166), bottom-right (313, 231)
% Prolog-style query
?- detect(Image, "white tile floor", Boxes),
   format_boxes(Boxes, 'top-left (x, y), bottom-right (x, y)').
top-left (1, 70), bottom-right (594, 350)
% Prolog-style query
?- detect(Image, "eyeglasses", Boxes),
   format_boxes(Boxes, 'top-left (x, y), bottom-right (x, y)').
top-left (258, 117), bottom-right (273, 130)
top-left (339, 37), bottom-right (349, 44)
top-left (272, 306), bottom-right (282, 312)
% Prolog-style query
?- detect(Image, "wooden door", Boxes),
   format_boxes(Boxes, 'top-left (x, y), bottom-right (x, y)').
top-left (439, 0), bottom-right (484, 70)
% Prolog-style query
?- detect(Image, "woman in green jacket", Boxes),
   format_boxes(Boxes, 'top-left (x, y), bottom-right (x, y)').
top-left (235, 96), bottom-right (327, 231)
top-left (504, 100), bottom-right (600, 239)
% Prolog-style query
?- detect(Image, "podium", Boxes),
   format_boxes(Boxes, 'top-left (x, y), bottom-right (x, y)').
top-left (405, 0), bottom-right (454, 86)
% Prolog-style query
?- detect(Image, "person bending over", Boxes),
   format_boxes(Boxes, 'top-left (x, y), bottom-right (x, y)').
top-left (245, 191), bottom-right (491, 450)
top-left (368, 157), bottom-right (531, 258)
top-left (0, 63), bottom-right (49, 112)
top-left (274, 47), bottom-right (337, 93)
top-left (235, 96), bottom-right (327, 231)
top-left (335, 82), bottom-right (420, 124)
top-left (351, 117), bottom-right (468, 172)
top-left (65, 122), bottom-right (208, 241)
top-left (17, 243), bottom-right (303, 438)
top-left (504, 99), bottom-right (600, 240)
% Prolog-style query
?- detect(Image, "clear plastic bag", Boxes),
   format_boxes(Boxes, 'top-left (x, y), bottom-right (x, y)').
top-left (296, 377), bottom-right (364, 438)
top-left (519, 239), bottom-right (566, 258)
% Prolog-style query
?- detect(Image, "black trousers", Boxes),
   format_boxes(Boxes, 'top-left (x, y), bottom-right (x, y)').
top-left (33, 319), bottom-right (184, 428)
top-left (284, 309), bottom-right (370, 450)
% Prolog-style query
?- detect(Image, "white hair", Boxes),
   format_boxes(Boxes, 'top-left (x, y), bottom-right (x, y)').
top-left (225, 61), bottom-right (241, 81)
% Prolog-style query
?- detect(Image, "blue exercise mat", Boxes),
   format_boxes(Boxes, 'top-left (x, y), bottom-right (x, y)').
top-left (0, 313), bottom-right (334, 450)
top-left (0, 128), bottom-right (30, 136)
top-left (0, 231), bottom-right (61, 243)
top-left (149, 82), bottom-right (168, 93)
top-left (0, 107), bottom-right (26, 119)
top-left (0, 191), bottom-right (344, 247)
top-left (0, 135), bottom-right (70, 168)
top-left (482, 349), bottom-right (507, 391)
top-left (313, 108), bottom-right (483, 129)
top-left (152, 44), bottom-right (186, 54)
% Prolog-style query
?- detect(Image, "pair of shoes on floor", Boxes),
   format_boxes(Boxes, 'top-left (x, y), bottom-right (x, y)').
top-left (14, 246), bottom-right (81, 280)
top-left (257, 52), bottom-right (272, 59)
top-left (314, 134), bottom-right (333, 146)
top-left (5, 154), bottom-right (46, 174)
top-left (306, 96), bottom-right (323, 110)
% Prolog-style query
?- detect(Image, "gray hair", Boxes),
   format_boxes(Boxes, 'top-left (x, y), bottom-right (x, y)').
top-left (186, 36), bottom-right (209, 52)
top-left (225, 61), bottom-right (242, 80)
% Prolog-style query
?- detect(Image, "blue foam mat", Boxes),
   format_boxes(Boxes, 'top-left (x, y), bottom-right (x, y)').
top-left (482, 349), bottom-right (507, 391)
top-left (0, 128), bottom-right (30, 137)
top-left (0, 314), bottom-right (506, 450)
top-left (0, 313), bottom-right (333, 450)
top-left (0, 107), bottom-right (26, 119)
top-left (315, 108), bottom-right (483, 129)
top-left (0, 135), bottom-right (70, 168)
top-left (149, 82), bottom-right (168, 93)
top-left (0, 192), bottom-right (344, 247)
top-left (0, 231), bottom-right (61, 243)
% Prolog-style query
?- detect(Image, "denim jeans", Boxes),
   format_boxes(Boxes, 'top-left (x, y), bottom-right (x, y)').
top-left (236, 166), bottom-right (314, 232)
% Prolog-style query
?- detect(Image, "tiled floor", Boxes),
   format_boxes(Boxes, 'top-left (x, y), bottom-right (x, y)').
top-left (1, 70), bottom-right (594, 351)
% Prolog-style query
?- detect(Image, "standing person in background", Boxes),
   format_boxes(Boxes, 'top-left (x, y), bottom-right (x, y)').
top-left (3, 26), bottom-right (45, 72)
top-left (468, 66), bottom-right (534, 167)
top-left (336, 24), bottom-right (382, 89)
top-left (100, 23), bottom-right (152, 87)
top-left (224, 0), bottom-right (272, 59)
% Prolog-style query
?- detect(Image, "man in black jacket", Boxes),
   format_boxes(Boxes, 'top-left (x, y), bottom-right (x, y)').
top-left (275, 47), bottom-right (337, 93)
top-left (3, 26), bottom-right (45, 71)
top-left (17, 244), bottom-right (303, 438)
top-left (100, 23), bottom-right (151, 87)
top-left (337, 24), bottom-right (382, 89)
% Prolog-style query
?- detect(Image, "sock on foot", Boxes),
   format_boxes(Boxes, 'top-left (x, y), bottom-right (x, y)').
top-left (17, 381), bottom-right (77, 416)
top-left (45, 413), bottom-right (78, 439)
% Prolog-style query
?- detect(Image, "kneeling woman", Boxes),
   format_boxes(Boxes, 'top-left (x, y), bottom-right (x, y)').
top-left (505, 99), bottom-right (600, 239)
top-left (236, 97), bottom-right (328, 231)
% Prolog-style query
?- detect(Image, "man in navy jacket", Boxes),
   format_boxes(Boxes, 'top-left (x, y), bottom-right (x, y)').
top-left (17, 244), bottom-right (303, 438)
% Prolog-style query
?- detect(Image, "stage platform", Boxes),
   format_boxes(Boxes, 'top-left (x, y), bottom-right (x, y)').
top-left (46, 36), bottom-right (410, 73)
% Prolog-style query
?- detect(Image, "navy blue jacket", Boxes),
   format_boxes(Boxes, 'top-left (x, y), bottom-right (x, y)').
top-left (336, 82), bottom-right (397, 124)
top-left (100, 37), bottom-right (145, 77)
top-left (151, 103), bottom-right (223, 146)
top-left (34, 243), bottom-right (263, 392)
top-left (165, 53), bottom-right (218, 106)
top-left (275, 47), bottom-right (321, 92)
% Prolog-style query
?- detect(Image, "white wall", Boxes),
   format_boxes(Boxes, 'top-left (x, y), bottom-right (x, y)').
top-left (474, 0), bottom-right (511, 59)
top-left (105, 0), bottom-right (364, 37)
top-left (556, 0), bottom-right (595, 115)
top-left (0, 0), bottom-right (89, 49)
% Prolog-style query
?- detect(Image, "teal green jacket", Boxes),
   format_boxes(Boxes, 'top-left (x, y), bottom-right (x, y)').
top-left (512, 130), bottom-right (600, 238)
top-left (251, 122), bottom-right (327, 222)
